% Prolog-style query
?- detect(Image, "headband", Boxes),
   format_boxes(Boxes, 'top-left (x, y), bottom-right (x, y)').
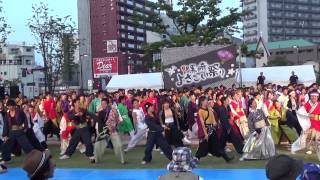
top-left (30, 152), bottom-right (46, 178)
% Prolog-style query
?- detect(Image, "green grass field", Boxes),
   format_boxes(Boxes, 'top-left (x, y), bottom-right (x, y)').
top-left (4, 144), bottom-right (320, 170)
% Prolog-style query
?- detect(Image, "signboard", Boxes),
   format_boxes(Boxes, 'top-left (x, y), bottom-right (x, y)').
top-left (163, 45), bottom-right (237, 89)
top-left (88, 79), bottom-right (93, 88)
top-left (107, 40), bottom-right (118, 53)
top-left (93, 57), bottom-right (118, 78)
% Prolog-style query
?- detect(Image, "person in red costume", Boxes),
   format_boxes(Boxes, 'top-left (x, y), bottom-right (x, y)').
top-left (42, 92), bottom-right (60, 140)
top-left (146, 90), bottom-right (158, 113)
top-left (263, 91), bottom-right (275, 117)
top-left (59, 112), bottom-right (75, 155)
top-left (229, 89), bottom-right (249, 139)
top-left (303, 90), bottom-right (320, 155)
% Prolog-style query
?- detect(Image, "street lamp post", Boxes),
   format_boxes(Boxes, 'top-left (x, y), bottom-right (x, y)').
top-left (293, 45), bottom-right (300, 65)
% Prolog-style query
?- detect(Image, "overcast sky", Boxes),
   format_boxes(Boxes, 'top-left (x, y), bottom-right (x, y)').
top-left (3, 0), bottom-right (240, 64)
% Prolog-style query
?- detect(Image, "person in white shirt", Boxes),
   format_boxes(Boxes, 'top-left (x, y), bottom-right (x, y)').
top-left (124, 99), bottom-right (148, 152)
top-left (29, 105), bottom-right (48, 150)
top-left (278, 87), bottom-right (289, 109)
top-left (254, 92), bottom-right (263, 110)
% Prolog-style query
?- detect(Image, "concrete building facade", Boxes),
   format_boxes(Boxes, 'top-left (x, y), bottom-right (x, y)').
top-left (242, 0), bottom-right (320, 44)
top-left (0, 43), bottom-right (44, 98)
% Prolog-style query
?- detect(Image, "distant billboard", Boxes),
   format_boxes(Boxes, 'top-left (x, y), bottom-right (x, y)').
top-left (107, 40), bottom-right (118, 53)
top-left (93, 57), bottom-right (118, 78)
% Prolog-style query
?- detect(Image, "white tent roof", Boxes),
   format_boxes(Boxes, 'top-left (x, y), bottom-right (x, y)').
top-left (106, 73), bottom-right (164, 91)
top-left (237, 65), bottom-right (316, 86)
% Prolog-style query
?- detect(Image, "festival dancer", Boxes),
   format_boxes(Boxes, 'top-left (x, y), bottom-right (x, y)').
top-left (142, 102), bottom-right (172, 165)
top-left (29, 105), bottom-right (48, 149)
top-left (186, 91), bottom-right (198, 137)
top-left (286, 90), bottom-right (302, 135)
top-left (106, 98), bottom-right (126, 164)
top-left (42, 92), bottom-right (60, 140)
top-left (195, 96), bottom-right (234, 162)
top-left (159, 98), bottom-right (184, 148)
top-left (59, 110), bottom-right (75, 155)
top-left (293, 90), bottom-right (320, 155)
top-left (241, 99), bottom-right (275, 160)
top-left (59, 98), bottom-right (95, 162)
top-left (269, 101), bottom-right (298, 145)
top-left (117, 96), bottom-right (134, 137)
top-left (229, 89), bottom-right (249, 139)
top-left (217, 96), bottom-right (244, 154)
top-left (124, 99), bottom-right (147, 152)
top-left (263, 91), bottom-right (275, 117)
top-left (88, 90), bottom-right (104, 113)
top-left (23, 104), bottom-right (45, 151)
top-left (1, 100), bottom-right (34, 163)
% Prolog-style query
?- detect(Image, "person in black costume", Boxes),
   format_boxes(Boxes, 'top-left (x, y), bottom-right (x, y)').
top-left (59, 98), bottom-right (95, 162)
top-left (159, 98), bottom-right (184, 148)
top-left (1, 100), bottom-right (34, 162)
top-left (142, 102), bottom-right (173, 165)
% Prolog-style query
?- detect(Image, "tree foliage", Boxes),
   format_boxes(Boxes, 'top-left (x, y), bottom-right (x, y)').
top-left (132, 0), bottom-right (244, 54)
top-left (266, 56), bottom-right (293, 67)
top-left (0, 0), bottom-right (11, 44)
top-left (28, 2), bottom-right (77, 93)
top-left (3, 79), bottom-right (20, 87)
top-left (61, 33), bottom-right (78, 85)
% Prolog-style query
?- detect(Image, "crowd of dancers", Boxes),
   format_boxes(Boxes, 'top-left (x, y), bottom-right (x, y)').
top-left (0, 81), bottom-right (320, 166)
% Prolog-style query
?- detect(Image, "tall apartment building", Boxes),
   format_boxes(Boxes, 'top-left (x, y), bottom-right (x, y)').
top-left (90, 0), bottom-right (156, 75)
top-left (78, 0), bottom-right (157, 89)
top-left (0, 43), bottom-right (44, 98)
top-left (242, 0), bottom-right (320, 44)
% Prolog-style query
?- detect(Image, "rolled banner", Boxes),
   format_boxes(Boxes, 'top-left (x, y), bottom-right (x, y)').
top-left (291, 132), bottom-right (308, 153)
top-left (296, 107), bottom-right (311, 131)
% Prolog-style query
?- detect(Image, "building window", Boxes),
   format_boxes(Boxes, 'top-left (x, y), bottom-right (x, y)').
top-left (128, 44), bottom-right (135, 48)
top-left (26, 48), bottom-right (32, 52)
top-left (9, 60), bottom-right (12, 64)
top-left (137, 36), bottom-right (144, 41)
top-left (128, 26), bottom-right (135, 31)
top-left (25, 60), bottom-right (31, 65)
top-left (135, 3), bottom-right (143, 9)
top-left (4, 72), bottom-right (7, 75)
top-left (121, 33), bottom-right (126, 38)
top-left (121, 24), bottom-right (126, 29)
top-left (128, 34), bottom-right (135, 40)
top-left (137, 28), bottom-right (144, 33)
top-left (127, 0), bottom-right (134, 5)
top-left (10, 48), bottom-right (19, 54)
top-left (127, 9), bottom-right (133, 14)
top-left (121, 43), bottom-right (126, 47)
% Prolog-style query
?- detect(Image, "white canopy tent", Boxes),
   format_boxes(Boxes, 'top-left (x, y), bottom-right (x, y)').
top-left (237, 65), bottom-right (316, 87)
top-left (106, 72), bottom-right (164, 91)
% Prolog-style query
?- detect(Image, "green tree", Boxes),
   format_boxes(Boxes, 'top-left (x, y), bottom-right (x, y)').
top-left (267, 56), bottom-right (293, 67)
top-left (132, 0), bottom-right (245, 54)
top-left (3, 79), bottom-right (20, 87)
top-left (61, 33), bottom-right (78, 85)
top-left (28, 2), bottom-right (77, 93)
top-left (0, 0), bottom-right (11, 44)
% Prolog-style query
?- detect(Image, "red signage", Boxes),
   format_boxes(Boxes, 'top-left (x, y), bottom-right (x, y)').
top-left (93, 57), bottom-right (118, 78)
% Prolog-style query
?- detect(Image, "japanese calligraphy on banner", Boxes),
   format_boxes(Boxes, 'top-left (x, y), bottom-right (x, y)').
top-left (107, 40), bottom-right (118, 53)
top-left (163, 45), bottom-right (237, 89)
top-left (93, 57), bottom-right (118, 78)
